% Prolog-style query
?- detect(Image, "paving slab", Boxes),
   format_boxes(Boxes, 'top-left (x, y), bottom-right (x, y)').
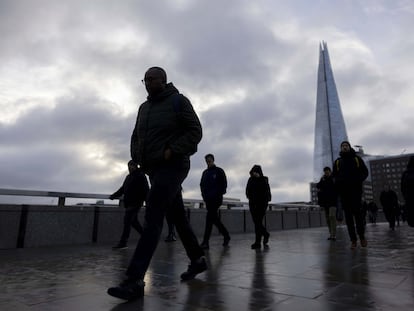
top-left (1, 223), bottom-right (414, 310)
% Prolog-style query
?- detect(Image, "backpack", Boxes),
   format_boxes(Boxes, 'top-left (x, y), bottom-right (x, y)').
top-left (172, 94), bottom-right (199, 156)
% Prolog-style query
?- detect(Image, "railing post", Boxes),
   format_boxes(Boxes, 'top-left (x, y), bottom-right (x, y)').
top-left (17, 205), bottom-right (29, 248)
top-left (58, 197), bottom-right (65, 207)
top-left (92, 206), bottom-right (100, 243)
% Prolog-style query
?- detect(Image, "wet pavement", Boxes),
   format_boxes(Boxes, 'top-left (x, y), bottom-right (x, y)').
top-left (1, 223), bottom-right (414, 311)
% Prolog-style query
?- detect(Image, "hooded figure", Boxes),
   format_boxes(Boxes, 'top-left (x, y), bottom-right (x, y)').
top-left (332, 141), bottom-right (369, 249)
top-left (246, 165), bottom-right (272, 249)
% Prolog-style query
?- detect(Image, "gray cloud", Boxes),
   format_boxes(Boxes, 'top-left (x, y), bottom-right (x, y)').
top-left (1, 0), bottom-right (414, 203)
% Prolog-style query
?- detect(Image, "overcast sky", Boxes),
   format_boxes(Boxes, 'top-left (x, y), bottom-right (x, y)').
top-left (1, 0), bottom-right (413, 204)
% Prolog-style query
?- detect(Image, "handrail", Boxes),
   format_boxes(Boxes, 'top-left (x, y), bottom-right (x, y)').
top-left (0, 188), bottom-right (318, 210)
top-left (0, 188), bottom-right (110, 208)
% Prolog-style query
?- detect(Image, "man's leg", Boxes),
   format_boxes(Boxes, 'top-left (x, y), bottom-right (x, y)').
top-left (116, 207), bottom-right (136, 246)
top-left (214, 214), bottom-right (230, 241)
top-left (323, 206), bottom-right (331, 237)
top-left (210, 198), bottom-right (230, 242)
top-left (108, 164), bottom-right (189, 300)
top-left (343, 208), bottom-right (357, 241)
top-left (351, 195), bottom-right (367, 246)
top-left (249, 205), bottom-right (262, 245)
top-left (125, 165), bottom-right (188, 280)
top-left (258, 206), bottom-right (270, 245)
top-left (329, 206), bottom-right (337, 238)
top-left (201, 205), bottom-right (215, 246)
top-left (130, 207), bottom-right (143, 234)
top-left (167, 191), bottom-right (207, 281)
top-left (170, 192), bottom-right (204, 261)
top-left (341, 195), bottom-right (358, 247)
top-left (389, 209), bottom-right (396, 229)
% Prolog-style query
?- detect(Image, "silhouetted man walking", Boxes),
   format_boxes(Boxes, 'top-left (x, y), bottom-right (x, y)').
top-left (107, 67), bottom-right (206, 301)
top-left (200, 154), bottom-right (230, 249)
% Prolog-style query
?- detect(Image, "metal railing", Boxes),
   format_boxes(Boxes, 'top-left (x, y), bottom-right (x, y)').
top-left (0, 188), bottom-right (110, 208)
top-left (0, 188), bottom-right (318, 210)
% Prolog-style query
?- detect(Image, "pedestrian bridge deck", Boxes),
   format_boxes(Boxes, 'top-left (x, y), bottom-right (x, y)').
top-left (1, 223), bottom-right (413, 310)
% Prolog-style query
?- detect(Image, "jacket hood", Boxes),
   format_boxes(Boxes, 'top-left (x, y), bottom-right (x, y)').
top-left (250, 165), bottom-right (264, 177)
top-left (339, 147), bottom-right (356, 157)
top-left (147, 82), bottom-right (179, 102)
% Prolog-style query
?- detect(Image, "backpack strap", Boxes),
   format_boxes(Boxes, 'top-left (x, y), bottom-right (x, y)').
top-left (335, 157), bottom-right (360, 171)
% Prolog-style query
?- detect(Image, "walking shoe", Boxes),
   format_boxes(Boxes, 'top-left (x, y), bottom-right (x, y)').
top-left (112, 243), bottom-right (128, 249)
top-left (180, 256), bottom-right (208, 281)
top-left (360, 239), bottom-right (368, 247)
top-left (200, 242), bottom-right (209, 250)
top-left (223, 236), bottom-right (231, 246)
top-left (350, 241), bottom-right (357, 250)
top-left (251, 243), bottom-right (261, 249)
top-left (165, 234), bottom-right (177, 242)
top-left (107, 279), bottom-right (145, 300)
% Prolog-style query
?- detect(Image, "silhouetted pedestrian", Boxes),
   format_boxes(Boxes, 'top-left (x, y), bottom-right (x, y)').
top-left (316, 167), bottom-right (337, 241)
top-left (380, 185), bottom-right (399, 231)
top-left (107, 67), bottom-right (206, 301)
top-left (368, 201), bottom-right (378, 224)
top-left (332, 141), bottom-right (369, 249)
top-left (110, 160), bottom-right (149, 249)
top-left (199, 154), bottom-right (230, 249)
top-left (246, 165), bottom-right (271, 249)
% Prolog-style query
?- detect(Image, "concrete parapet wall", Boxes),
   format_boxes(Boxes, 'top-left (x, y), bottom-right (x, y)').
top-left (24, 206), bottom-right (95, 247)
top-left (0, 205), bottom-right (22, 249)
top-left (1, 204), bottom-right (331, 249)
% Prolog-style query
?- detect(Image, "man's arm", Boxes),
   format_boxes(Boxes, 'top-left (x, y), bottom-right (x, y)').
top-left (266, 178), bottom-right (271, 202)
top-left (130, 105), bottom-right (145, 163)
top-left (168, 96), bottom-right (202, 156)
top-left (220, 168), bottom-right (227, 195)
top-left (110, 184), bottom-right (124, 199)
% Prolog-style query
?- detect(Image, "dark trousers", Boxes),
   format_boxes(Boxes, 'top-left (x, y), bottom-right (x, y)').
top-left (119, 206), bottom-right (143, 244)
top-left (383, 206), bottom-right (396, 229)
top-left (202, 197), bottom-right (230, 243)
top-left (340, 191), bottom-right (365, 242)
top-left (249, 201), bottom-right (269, 243)
top-left (165, 216), bottom-right (176, 236)
top-left (126, 162), bottom-right (204, 280)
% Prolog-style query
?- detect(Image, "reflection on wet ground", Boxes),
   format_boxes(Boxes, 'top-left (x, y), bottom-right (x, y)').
top-left (1, 223), bottom-right (413, 310)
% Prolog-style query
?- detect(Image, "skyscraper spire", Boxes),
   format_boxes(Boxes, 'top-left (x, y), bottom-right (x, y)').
top-left (313, 41), bottom-right (348, 180)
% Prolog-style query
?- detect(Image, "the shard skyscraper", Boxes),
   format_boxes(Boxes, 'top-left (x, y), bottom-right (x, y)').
top-left (313, 41), bottom-right (348, 181)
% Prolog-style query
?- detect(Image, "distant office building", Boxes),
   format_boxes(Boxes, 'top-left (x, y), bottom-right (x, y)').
top-left (310, 179), bottom-right (373, 205)
top-left (369, 153), bottom-right (413, 206)
top-left (313, 41), bottom-right (348, 181)
top-left (311, 150), bottom-right (412, 206)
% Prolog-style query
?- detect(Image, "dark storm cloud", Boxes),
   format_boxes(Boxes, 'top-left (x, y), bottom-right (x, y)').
top-left (0, 92), bottom-right (134, 192)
